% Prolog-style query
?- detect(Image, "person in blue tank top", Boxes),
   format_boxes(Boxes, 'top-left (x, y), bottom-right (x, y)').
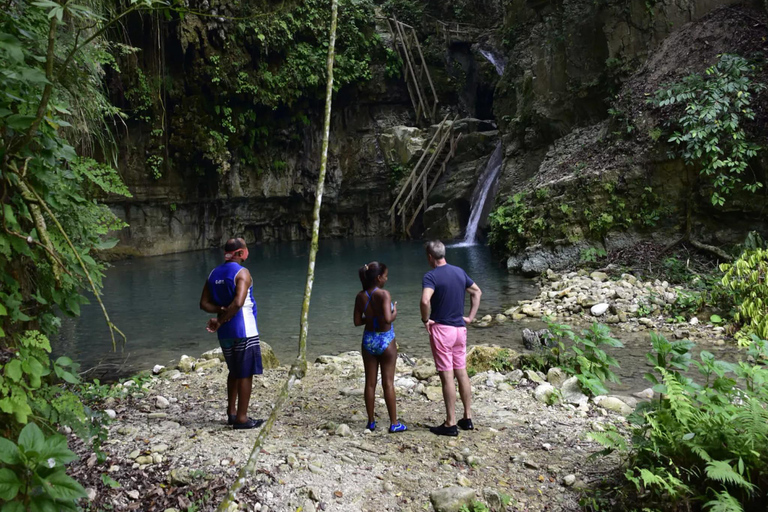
top-left (353, 262), bottom-right (407, 433)
top-left (200, 238), bottom-right (264, 430)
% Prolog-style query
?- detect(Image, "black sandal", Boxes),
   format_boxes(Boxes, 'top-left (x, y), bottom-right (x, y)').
top-left (233, 418), bottom-right (265, 430)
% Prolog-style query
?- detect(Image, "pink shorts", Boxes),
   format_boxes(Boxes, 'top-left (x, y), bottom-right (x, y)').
top-left (429, 324), bottom-right (468, 372)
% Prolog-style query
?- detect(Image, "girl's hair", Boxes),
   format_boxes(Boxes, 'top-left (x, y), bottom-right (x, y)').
top-left (358, 261), bottom-right (387, 290)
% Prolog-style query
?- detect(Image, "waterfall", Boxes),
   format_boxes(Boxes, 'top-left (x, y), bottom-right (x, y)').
top-left (461, 141), bottom-right (503, 244)
top-left (479, 48), bottom-right (505, 76)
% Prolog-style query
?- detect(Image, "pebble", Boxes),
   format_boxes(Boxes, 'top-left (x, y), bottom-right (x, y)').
top-left (152, 365), bottom-right (165, 374)
top-left (105, 409), bottom-right (117, 420)
top-left (563, 474), bottom-right (576, 486)
top-left (155, 396), bottom-right (170, 409)
top-left (590, 303), bottom-right (609, 316)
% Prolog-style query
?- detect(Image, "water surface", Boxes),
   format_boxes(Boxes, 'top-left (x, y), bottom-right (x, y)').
top-left (57, 239), bottom-right (537, 377)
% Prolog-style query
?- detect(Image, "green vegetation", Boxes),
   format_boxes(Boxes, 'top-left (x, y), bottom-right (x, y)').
top-left (720, 248), bottom-right (768, 341)
top-left (0, 422), bottom-right (87, 510)
top-left (590, 333), bottom-right (768, 511)
top-left (651, 54), bottom-right (764, 207)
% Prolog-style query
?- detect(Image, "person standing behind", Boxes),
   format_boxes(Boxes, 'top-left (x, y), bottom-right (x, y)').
top-left (353, 262), bottom-right (408, 433)
top-left (200, 237), bottom-right (264, 430)
top-left (420, 240), bottom-right (482, 436)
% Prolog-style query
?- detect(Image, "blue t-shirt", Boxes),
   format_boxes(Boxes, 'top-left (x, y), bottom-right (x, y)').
top-left (422, 264), bottom-right (474, 327)
top-left (207, 262), bottom-right (259, 341)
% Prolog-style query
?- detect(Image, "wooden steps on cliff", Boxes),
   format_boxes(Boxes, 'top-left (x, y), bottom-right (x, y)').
top-left (384, 16), bottom-right (439, 124)
top-left (389, 115), bottom-right (462, 238)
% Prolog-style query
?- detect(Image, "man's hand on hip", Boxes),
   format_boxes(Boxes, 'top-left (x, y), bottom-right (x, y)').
top-left (424, 319), bottom-right (435, 332)
top-left (463, 316), bottom-right (473, 325)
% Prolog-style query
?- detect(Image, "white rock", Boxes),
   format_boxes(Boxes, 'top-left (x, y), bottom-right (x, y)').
top-left (104, 409), bottom-right (117, 420)
top-left (689, 317), bottom-right (699, 325)
top-left (561, 377), bottom-right (588, 405)
top-left (595, 396), bottom-right (633, 415)
top-left (563, 474), bottom-right (576, 486)
top-left (590, 303), bottom-right (610, 316)
top-left (155, 396), bottom-right (170, 409)
top-left (546, 367), bottom-right (566, 387)
top-left (152, 365), bottom-right (165, 375)
top-left (86, 488), bottom-right (97, 501)
top-left (495, 314), bottom-right (508, 323)
top-left (335, 424), bottom-right (352, 437)
top-left (632, 388), bottom-right (654, 400)
top-left (533, 383), bottom-right (555, 403)
top-left (201, 347), bottom-right (225, 361)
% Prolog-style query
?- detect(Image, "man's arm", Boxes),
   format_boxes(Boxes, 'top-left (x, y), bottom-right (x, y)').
top-left (420, 287), bottom-right (434, 329)
top-left (464, 283), bottom-right (482, 324)
top-left (217, 269), bottom-right (252, 325)
top-left (200, 282), bottom-right (222, 313)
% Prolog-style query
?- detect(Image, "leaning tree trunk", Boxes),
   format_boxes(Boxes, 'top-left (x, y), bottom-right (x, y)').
top-left (215, 1), bottom-right (339, 509)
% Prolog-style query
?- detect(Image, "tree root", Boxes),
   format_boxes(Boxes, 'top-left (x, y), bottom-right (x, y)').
top-left (688, 238), bottom-right (733, 262)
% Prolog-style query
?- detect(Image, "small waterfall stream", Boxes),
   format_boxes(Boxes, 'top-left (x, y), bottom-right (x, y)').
top-left (461, 141), bottom-right (503, 244)
top-left (458, 48), bottom-right (506, 245)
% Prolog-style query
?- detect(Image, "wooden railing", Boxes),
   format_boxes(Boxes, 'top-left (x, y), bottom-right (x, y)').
top-left (389, 115), bottom-right (463, 237)
top-left (384, 16), bottom-right (439, 124)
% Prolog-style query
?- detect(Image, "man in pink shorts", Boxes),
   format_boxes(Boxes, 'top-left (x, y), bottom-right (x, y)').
top-left (420, 240), bottom-right (482, 436)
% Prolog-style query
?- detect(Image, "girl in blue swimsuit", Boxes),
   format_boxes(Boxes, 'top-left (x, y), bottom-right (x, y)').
top-left (353, 262), bottom-right (407, 433)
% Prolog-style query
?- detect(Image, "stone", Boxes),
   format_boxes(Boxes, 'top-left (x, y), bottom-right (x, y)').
top-left (689, 317), bottom-right (699, 325)
top-left (147, 412), bottom-right (167, 419)
top-left (590, 303), bottom-right (609, 316)
top-left (563, 474), bottom-right (576, 487)
top-left (425, 386), bottom-right (443, 402)
top-left (561, 377), bottom-right (588, 405)
top-left (506, 369), bottom-right (523, 382)
top-left (533, 383), bottom-right (555, 403)
top-left (135, 456), bottom-right (153, 465)
top-left (86, 488), bottom-right (96, 501)
top-left (466, 345), bottom-right (517, 372)
top-left (104, 409), bottom-right (117, 420)
top-left (633, 388), bottom-right (654, 400)
top-left (522, 328), bottom-right (552, 350)
top-left (155, 396), bottom-right (170, 409)
top-left (525, 370), bottom-right (545, 384)
top-left (178, 355), bottom-right (195, 373)
top-left (430, 486), bottom-right (476, 512)
top-left (152, 453), bottom-right (163, 464)
top-left (413, 361), bottom-right (437, 380)
top-left (481, 314), bottom-right (492, 323)
top-left (639, 317), bottom-right (654, 327)
top-left (457, 475), bottom-right (472, 487)
top-left (166, 370), bottom-right (183, 380)
top-left (546, 367), bottom-right (566, 387)
top-left (260, 342), bottom-right (280, 370)
top-left (485, 372), bottom-right (507, 388)
top-left (483, 489), bottom-right (503, 511)
top-left (596, 396), bottom-right (633, 415)
top-left (195, 358), bottom-right (220, 371)
top-left (168, 468), bottom-right (197, 486)
top-left (335, 424), bottom-right (352, 437)
top-left (590, 271), bottom-right (609, 282)
top-left (201, 347), bottom-right (225, 361)
top-left (152, 365), bottom-right (165, 375)
top-left (301, 500), bottom-right (316, 512)
top-left (128, 450), bottom-right (140, 459)
top-left (495, 314), bottom-right (508, 323)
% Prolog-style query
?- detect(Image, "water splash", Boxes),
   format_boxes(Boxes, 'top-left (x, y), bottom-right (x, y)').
top-left (479, 48), bottom-right (505, 76)
top-left (461, 141), bottom-right (503, 245)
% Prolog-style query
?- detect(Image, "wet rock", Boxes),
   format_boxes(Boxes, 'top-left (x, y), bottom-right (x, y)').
top-left (522, 328), bottom-right (552, 350)
top-left (430, 486), bottom-right (476, 512)
top-left (495, 314), bottom-right (508, 323)
top-left (590, 303), bottom-right (609, 316)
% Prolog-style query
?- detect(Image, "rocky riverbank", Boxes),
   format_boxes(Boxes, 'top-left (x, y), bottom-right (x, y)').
top-left (68, 344), bottom-right (644, 512)
top-left (484, 267), bottom-right (730, 348)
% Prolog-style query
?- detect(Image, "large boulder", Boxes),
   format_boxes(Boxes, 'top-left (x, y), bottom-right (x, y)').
top-left (423, 203), bottom-right (463, 240)
top-left (413, 360), bottom-right (437, 381)
top-left (466, 345), bottom-right (518, 372)
top-left (261, 342), bottom-right (280, 369)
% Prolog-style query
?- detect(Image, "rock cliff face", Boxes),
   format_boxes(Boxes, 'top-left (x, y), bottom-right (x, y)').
top-left (106, 0), bottom-right (767, 258)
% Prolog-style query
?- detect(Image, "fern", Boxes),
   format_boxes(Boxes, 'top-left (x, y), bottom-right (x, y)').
top-left (703, 490), bottom-right (745, 512)
top-left (705, 460), bottom-right (757, 493)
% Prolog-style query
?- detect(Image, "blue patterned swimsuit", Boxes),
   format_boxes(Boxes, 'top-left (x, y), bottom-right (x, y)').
top-left (361, 287), bottom-right (395, 356)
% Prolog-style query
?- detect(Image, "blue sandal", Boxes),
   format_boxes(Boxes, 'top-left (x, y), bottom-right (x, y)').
top-left (389, 422), bottom-right (408, 433)
top-left (366, 421), bottom-right (376, 431)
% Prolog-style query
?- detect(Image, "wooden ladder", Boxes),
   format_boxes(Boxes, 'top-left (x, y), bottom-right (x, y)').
top-left (385, 16), bottom-right (439, 124)
top-left (389, 115), bottom-right (463, 237)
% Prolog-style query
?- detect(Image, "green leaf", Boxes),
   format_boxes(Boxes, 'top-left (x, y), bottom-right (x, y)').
top-left (0, 303), bottom-right (6, 316)
top-left (42, 470), bottom-right (88, 500)
top-left (0, 468), bottom-right (21, 501)
top-left (4, 360), bottom-right (22, 382)
top-left (710, 314), bottom-right (722, 324)
top-left (18, 422), bottom-right (45, 454)
top-left (2, 501), bottom-right (26, 512)
top-left (55, 356), bottom-right (72, 367)
top-left (94, 238), bottom-right (119, 250)
top-left (0, 437), bottom-right (20, 465)
top-left (40, 435), bottom-right (77, 465)
top-left (4, 115), bottom-right (36, 131)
